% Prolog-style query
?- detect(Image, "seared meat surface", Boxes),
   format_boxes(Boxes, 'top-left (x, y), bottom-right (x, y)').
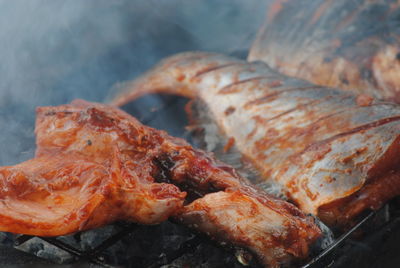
top-left (0, 100), bottom-right (320, 267)
top-left (111, 52), bottom-right (400, 227)
top-left (0, 152), bottom-right (185, 236)
top-left (249, 0), bottom-right (400, 103)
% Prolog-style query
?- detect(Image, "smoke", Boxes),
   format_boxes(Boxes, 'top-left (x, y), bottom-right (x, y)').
top-left (0, 0), bottom-right (268, 165)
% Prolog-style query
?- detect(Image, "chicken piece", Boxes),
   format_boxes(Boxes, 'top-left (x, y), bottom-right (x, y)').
top-left (248, 0), bottom-right (400, 103)
top-left (0, 100), bottom-right (320, 267)
top-left (0, 151), bottom-right (185, 236)
top-left (110, 52), bottom-right (400, 227)
top-left (181, 189), bottom-right (314, 267)
top-left (34, 100), bottom-right (248, 193)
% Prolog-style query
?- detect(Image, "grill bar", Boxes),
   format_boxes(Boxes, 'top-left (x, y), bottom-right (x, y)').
top-left (302, 211), bottom-right (376, 268)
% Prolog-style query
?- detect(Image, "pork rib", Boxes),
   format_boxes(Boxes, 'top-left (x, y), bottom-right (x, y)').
top-left (248, 0), bottom-right (400, 103)
top-left (110, 52), bottom-right (400, 226)
top-left (0, 151), bottom-right (185, 236)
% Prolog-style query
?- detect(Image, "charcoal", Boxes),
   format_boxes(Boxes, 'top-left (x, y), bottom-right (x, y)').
top-left (0, 232), bottom-right (14, 247)
top-left (15, 237), bottom-right (75, 264)
top-left (161, 243), bottom-right (247, 268)
top-left (57, 233), bottom-right (83, 251)
top-left (79, 225), bottom-right (120, 251)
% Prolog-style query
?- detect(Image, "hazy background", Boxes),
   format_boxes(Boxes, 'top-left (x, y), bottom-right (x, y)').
top-left (0, 0), bottom-right (268, 165)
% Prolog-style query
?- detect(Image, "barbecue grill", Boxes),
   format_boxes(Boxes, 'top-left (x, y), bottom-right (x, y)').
top-left (1, 1), bottom-right (400, 267)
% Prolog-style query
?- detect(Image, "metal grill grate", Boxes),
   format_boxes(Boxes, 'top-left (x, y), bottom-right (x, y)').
top-left (14, 222), bottom-right (139, 268)
top-left (9, 205), bottom-right (397, 268)
top-left (11, 222), bottom-right (235, 268)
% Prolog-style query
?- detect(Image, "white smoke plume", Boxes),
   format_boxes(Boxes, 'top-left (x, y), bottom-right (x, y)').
top-left (0, 0), bottom-right (268, 165)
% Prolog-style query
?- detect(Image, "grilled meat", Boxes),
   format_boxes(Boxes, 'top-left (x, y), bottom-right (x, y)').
top-left (0, 100), bottom-right (320, 267)
top-left (0, 151), bottom-right (185, 237)
top-left (111, 52), bottom-right (400, 227)
top-left (248, 0), bottom-right (400, 103)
